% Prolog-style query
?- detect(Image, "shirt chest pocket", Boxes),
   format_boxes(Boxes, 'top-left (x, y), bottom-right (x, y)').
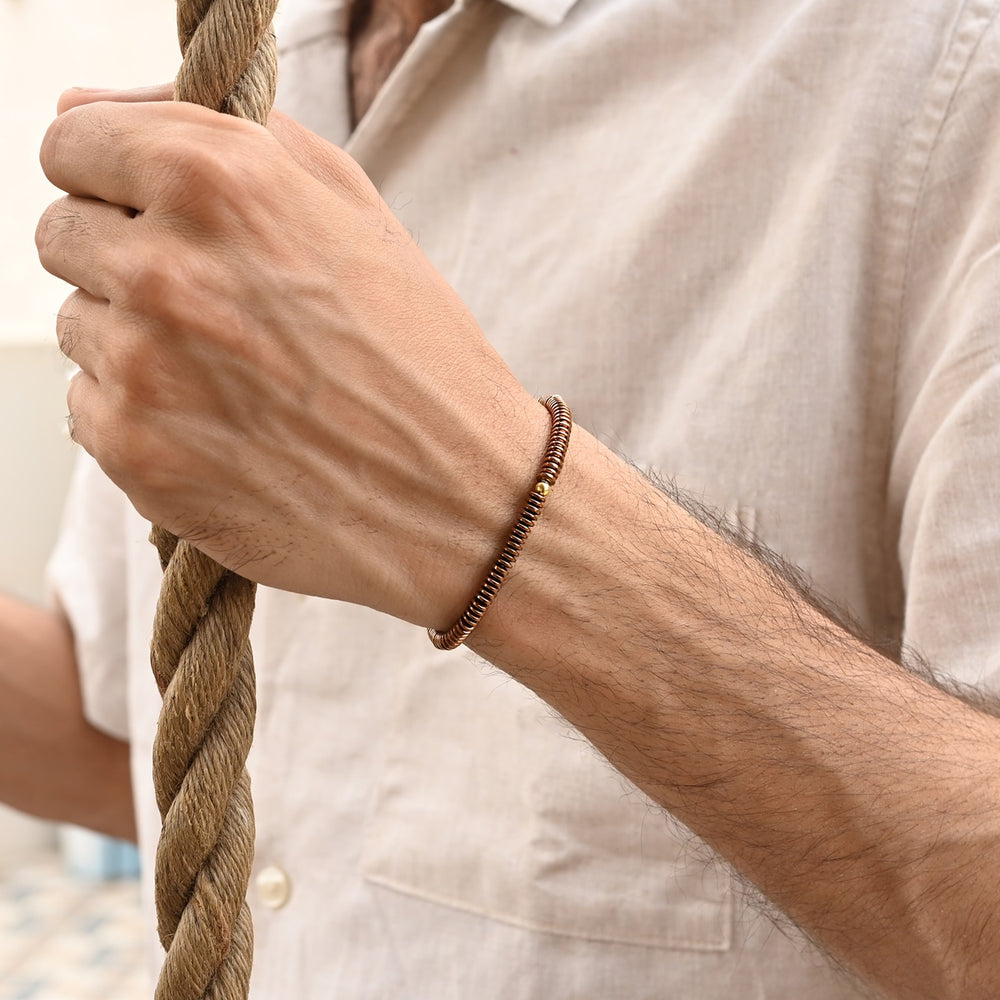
top-left (360, 645), bottom-right (733, 952)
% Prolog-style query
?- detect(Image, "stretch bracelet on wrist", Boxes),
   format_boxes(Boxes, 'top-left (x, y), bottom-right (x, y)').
top-left (428, 395), bottom-right (572, 651)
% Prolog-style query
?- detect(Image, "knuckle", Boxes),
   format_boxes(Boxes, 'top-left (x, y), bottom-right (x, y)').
top-left (91, 395), bottom-right (168, 492)
top-left (56, 293), bottom-right (84, 358)
top-left (115, 248), bottom-right (246, 360)
top-left (156, 130), bottom-right (258, 213)
top-left (115, 247), bottom-right (188, 318)
top-left (64, 351), bottom-right (174, 502)
top-left (38, 113), bottom-right (70, 182)
top-left (103, 330), bottom-right (165, 412)
top-left (35, 197), bottom-right (80, 261)
top-left (160, 139), bottom-right (220, 190)
top-left (113, 350), bottom-right (160, 408)
top-left (64, 372), bottom-right (93, 447)
top-left (40, 104), bottom-right (117, 182)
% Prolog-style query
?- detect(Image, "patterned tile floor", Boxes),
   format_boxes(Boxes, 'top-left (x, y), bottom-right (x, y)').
top-left (0, 852), bottom-right (148, 1000)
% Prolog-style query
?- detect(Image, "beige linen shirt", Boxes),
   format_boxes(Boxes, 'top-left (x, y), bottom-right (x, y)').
top-left (50, 0), bottom-right (1000, 996)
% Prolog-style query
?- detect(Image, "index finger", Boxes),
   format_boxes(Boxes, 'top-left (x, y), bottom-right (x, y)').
top-left (39, 99), bottom-right (246, 210)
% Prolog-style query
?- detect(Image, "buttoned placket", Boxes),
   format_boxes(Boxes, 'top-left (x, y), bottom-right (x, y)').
top-left (252, 0), bottom-right (585, 939)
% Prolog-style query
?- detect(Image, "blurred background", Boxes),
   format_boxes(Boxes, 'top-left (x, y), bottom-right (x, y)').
top-left (2, 1), bottom-right (182, 996)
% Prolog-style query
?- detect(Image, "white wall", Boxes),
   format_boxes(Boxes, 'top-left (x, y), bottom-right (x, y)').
top-left (0, 0), bottom-right (180, 346)
top-left (0, 0), bottom-right (180, 864)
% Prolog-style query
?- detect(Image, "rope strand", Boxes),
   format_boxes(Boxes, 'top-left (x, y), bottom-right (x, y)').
top-left (150, 3), bottom-right (278, 997)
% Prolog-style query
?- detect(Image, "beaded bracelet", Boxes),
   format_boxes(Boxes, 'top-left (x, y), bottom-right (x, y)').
top-left (428, 395), bottom-right (572, 650)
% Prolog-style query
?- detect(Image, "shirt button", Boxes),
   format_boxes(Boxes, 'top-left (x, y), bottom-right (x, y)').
top-left (255, 865), bottom-right (292, 910)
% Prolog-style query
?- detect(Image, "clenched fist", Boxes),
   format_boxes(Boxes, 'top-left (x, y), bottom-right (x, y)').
top-left (36, 87), bottom-right (548, 627)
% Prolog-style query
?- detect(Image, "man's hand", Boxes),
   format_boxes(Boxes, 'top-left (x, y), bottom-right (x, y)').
top-left (36, 89), bottom-right (547, 627)
top-left (36, 87), bottom-right (1000, 1000)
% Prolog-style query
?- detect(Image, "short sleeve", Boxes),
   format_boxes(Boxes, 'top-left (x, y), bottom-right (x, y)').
top-left (46, 452), bottom-right (132, 740)
top-left (891, 12), bottom-right (1000, 688)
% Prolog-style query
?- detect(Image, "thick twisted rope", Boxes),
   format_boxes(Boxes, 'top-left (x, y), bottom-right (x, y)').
top-left (176, 0), bottom-right (278, 121)
top-left (150, 4), bottom-right (277, 999)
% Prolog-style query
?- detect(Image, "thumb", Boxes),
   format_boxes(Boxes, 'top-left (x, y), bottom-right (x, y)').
top-left (58, 83), bottom-right (175, 115)
top-left (57, 84), bottom-right (366, 201)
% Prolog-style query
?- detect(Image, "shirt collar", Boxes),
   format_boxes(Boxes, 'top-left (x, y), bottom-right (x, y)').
top-left (276, 0), bottom-right (582, 50)
top-left (494, 0), bottom-right (582, 27)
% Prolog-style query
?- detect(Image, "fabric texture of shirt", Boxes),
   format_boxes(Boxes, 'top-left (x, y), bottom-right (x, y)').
top-left (49, 0), bottom-right (1000, 996)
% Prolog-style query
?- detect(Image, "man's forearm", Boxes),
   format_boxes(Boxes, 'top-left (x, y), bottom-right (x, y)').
top-left (33, 88), bottom-right (997, 994)
top-left (473, 428), bottom-right (1000, 1000)
top-left (0, 592), bottom-right (134, 840)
